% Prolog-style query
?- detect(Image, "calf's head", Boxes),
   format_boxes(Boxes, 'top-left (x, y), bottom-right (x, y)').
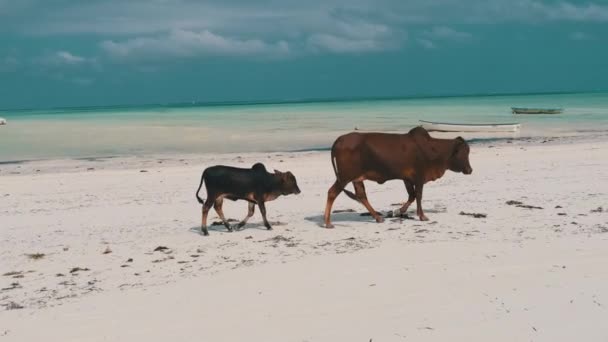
top-left (274, 170), bottom-right (302, 195)
top-left (449, 137), bottom-right (473, 175)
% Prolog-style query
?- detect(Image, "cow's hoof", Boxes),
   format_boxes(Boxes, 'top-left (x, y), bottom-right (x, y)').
top-left (266, 226), bottom-right (273, 231)
top-left (325, 223), bottom-right (335, 229)
top-left (202, 231), bottom-right (209, 236)
top-left (375, 216), bottom-right (384, 223)
top-left (419, 215), bottom-right (429, 221)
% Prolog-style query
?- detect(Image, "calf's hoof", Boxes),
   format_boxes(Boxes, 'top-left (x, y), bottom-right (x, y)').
top-left (325, 223), bottom-right (335, 229)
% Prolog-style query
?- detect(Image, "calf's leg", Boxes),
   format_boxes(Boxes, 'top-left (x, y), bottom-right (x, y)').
top-left (399, 180), bottom-right (416, 214)
top-left (323, 180), bottom-right (345, 228)
top-left (353, 181), bottom-right (383, 223)
top-left (237, 202), bottom-right (255, 230)
top-left (213, 197), bottom-right (232, 232)
top-left (415, 182), bottom-right (429, 221)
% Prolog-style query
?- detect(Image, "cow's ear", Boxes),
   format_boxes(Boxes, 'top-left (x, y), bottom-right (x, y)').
top-left (452, 137), bottom-right (466, 156)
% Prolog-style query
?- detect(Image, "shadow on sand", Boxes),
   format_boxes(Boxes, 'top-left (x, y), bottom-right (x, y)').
top-left (188, 220), bottom-right (288, 235)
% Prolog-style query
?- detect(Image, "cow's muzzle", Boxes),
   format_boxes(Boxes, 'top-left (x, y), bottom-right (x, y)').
top-left (464, 167), bottom-right (473, 175)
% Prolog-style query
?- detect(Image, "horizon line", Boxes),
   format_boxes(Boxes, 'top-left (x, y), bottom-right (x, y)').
top-left (2, 89), bottom-right (606, 113)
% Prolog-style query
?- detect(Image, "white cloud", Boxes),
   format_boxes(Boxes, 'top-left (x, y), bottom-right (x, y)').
top-left (56, 51), bottom-right (86, 65)
top-left (422, 26), bottom-right (472, 41)
top-left (417, 38), bottom-right (436, 49)
top-left (100, 29), bottom-right (290, 60)
top-left (0, 56), bottom-right (20, 72)
top-left (306, 20), bottom-right (404, 53)
top-left (568, 31), bottom-right (593, 41)
top-left (307, 34), bottom-right (384, 53)
top-left (539, 2), bottom-right (608, 21)
top-left (36, 51), bottom-right (96, 67)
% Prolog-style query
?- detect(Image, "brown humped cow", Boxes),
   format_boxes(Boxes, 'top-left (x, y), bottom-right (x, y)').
top-left (323, 126), bottom-right (473, 228)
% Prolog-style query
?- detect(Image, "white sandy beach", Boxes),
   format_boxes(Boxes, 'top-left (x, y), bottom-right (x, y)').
top-left (1, 135), bottom-right (608, 341)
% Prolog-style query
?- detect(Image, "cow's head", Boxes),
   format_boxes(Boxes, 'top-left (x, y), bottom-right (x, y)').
top-left (449, 137), bottom-right (473, 175)
top-left (274, 170), bottom-right (302, 195)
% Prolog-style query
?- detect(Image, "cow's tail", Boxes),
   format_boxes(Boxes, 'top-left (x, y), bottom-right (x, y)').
top-left (195, 171), bottom-right (206, 204)
top-left (330, 147), bottom-right (360, 203)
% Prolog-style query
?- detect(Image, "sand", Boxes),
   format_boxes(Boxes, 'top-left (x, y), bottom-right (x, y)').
top-left (1, 135), bottom-right (607, 341)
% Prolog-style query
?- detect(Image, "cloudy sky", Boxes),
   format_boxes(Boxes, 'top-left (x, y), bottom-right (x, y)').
top-left (1, 0), bottom-right (607, 108)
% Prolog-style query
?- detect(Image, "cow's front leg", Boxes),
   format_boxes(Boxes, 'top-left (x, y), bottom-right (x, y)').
top-left (415, 182), bottom-right (429, 221)
top-left (213, 198), bottom-right (233, 232)
top-left (236, 202), bottom-right (255, 230)
top-left (398, 180), bottom-right (416, 215)
top-left (257, 200), bottom-right (272, 230)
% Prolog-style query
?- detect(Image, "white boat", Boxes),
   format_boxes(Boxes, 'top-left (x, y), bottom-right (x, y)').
top-left (420, 120), bottom-right (521, 133)
top-left (0, 117), bottom-right (6, 125)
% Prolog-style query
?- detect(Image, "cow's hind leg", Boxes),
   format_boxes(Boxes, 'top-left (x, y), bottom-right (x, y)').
top-left (399, 180), bottom-right (416, 215)
top-left (213, 197), bottom-right (232, 232)
top-left (201, 197), bottom-right (214, 236)
top-left (415, 182), bottom-right (429, 221)
top-left (236, 202), bottom-right (255, 230)
top-left (324, 180), bottom-right (346, 228)
top-left (353, 181), bottom-right (383, 223)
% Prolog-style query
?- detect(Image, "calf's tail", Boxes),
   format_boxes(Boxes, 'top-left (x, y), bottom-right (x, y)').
top-left (195, 172), bottom-right (206, 204)
top-left (330, 147), bottom-right (360, 203)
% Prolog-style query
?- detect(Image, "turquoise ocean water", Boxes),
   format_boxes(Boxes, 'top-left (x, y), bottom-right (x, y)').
top-left (1, 92), bottom-right (607, 161)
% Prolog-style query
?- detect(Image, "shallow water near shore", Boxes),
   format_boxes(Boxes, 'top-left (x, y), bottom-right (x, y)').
top-left (1, 92), bottom-right (607, 161)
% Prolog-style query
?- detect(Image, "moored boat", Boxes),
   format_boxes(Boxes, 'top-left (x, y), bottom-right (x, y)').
top-left (420, 120), bottom-right (521, 133)
top-left (0, 117), bottom-right (6, 125)
top-left (511, 107), bottom-right (563, 114)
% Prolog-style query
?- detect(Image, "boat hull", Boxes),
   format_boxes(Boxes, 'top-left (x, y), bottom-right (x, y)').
top-left (511, 107), bottom-right (563, 114)
top-left (420, 120), bottom-right (521, 133)
top-left (0, 118), bottom-right (6, 125)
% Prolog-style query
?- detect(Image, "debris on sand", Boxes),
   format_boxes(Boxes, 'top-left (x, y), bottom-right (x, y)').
top-left (1, 282), bottom-right (21, 291)
top-left (26, 253), bottom-right (45, 260)
top-left (69, 267), bottom-right (90, 274)
top-left (153, 246), bottom-right (170, 252)
top-left (2, 271), bottom-right (22, 277)
top-left (262, 235), bottom-right (293, 243)
top-left (102, 246), bottom-right (112, 254)
top-left (557, 213), bottom-right (567, 216)
top-left (139, 170), bottom-right (148, 173)
top-left (506, 200), bottom-right (543, 210)
top-left (211, 219), bottom-right (238, 226)
top-left (459, 211), bottom-right (487, 218)
top-left (591, 206), bottom-right (603, 213)
top-left (2, 301), bottom-right (24, 310)
top-left (152, 256), bottom-right (175, 263)
top-left (415, 229), bottom-right (429, 234)
top-left (333, 209), bottom-right (356, 213)
top-left (126, 258), bottom-right (133, 263)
